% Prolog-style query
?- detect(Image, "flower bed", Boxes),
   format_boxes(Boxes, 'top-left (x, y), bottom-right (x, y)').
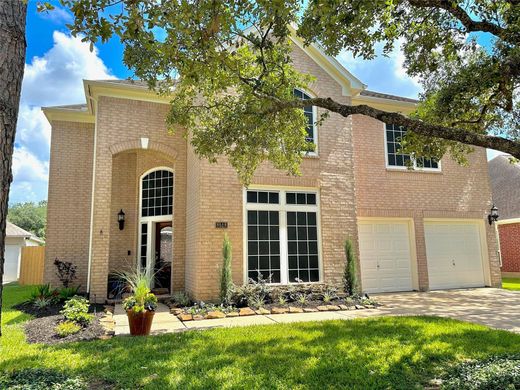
top-left (19, 285), bottom-right (116, 344)
top-left (167, 283), bottom-right (378, 322)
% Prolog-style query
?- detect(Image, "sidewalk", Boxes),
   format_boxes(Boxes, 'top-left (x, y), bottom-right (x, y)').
top-left (113, 303), bottom-right (388, 335)
top-left (113, 288), bottom-right (520, 336)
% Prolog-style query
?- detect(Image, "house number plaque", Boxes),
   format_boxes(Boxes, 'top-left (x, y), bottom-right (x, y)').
top-left (215, 222), bottom-right (228, 229)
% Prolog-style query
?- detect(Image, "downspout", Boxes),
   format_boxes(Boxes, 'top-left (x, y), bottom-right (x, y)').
top-left (494, 222), bottom-right (502, 268)
top-left (86, 94), bottom-right (98, 294)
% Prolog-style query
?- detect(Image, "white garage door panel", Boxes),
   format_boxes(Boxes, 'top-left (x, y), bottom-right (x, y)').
top-left (359, 221), bottom-right (413, 293)
top-left (425, 222), bottom-right (485, 290)
top-left (4, 245), bottom-right (20, 283)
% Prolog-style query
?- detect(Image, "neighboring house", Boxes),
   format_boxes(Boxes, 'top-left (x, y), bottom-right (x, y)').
top-left (4, 222), bottom-right (44, 283)
top-left (489, 154), bottom-right (520, 276)
top-left (41, 34), bottom-right (501, 302)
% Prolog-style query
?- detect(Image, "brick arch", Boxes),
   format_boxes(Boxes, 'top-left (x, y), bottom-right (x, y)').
top-left (108, 139), bottom-right (178, 161)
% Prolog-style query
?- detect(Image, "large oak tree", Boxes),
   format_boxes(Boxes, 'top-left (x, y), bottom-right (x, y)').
top-left (54, 0), bottom-right (520, 183)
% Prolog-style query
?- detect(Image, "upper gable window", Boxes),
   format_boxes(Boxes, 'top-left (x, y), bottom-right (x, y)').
top-left (385, 124), bottom-right (440, 171)
top-left (294, 89), bottom-right (317, 150)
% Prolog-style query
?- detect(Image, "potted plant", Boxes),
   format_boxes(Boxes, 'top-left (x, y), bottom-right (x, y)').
top-left (120, 269), bottom-right (158, 336)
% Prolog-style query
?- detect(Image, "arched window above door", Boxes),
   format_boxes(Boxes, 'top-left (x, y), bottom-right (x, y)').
top-left (141, 169), bottom-right (174, 217)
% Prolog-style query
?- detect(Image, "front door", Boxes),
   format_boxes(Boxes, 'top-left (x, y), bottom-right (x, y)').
top-left (153, 222), bottom-right (172, 293)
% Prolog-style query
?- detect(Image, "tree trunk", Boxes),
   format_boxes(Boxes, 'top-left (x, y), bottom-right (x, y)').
top-left (0, 1), bottom-right (27, 337)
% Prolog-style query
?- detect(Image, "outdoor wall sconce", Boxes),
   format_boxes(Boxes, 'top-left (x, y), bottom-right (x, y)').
top-left (488, 204), bottom-right (499, 225)
top-left (118, 209), bottom-right (125, 230)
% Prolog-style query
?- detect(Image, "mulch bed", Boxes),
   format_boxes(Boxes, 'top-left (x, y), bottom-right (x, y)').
top-left (24, 312), bottom-right (106, 345)
top-left (13, 301), bottom-right (64, 318)
top-left (14, 301), bottom-right (105, 318)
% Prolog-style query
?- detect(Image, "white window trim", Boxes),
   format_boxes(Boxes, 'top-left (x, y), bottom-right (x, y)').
top-left (137, 167), bottom-right (175, 276)
top-left (383, 123), bottom-right (442, 172)
top-left (295, 88), bottom-right (319, 157)
top-left (242, 186), bottom-right (323, 285)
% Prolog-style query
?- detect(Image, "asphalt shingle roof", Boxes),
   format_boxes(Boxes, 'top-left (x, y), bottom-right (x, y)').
top-left (360, 90), bottom-right (418, 104)
top-left (6, 221), bottom-right (32, 238)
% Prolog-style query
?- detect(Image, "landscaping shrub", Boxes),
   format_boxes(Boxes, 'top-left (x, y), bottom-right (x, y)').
top-left (231, 274), bottom-right (272, 307)
top-left (0, 368), bottom-right (88, 390)
top-left (54, 258), bottom-right (77, 288)
top-left (171, 291), bottom-right (191, 307)
top-left (442, 355), bottom-right (520, 390)
top-left (61, 296), bottom-right (93, 325)
top-left (343, 238), bottom-right (359, 295)
top-left (55, 321), bottom-right (81, 338)
top-left (33, 297), bottom-right (53, 309)
top-left (322, 287), bottom-right (338, 303)
top-left (220, 234), bottom-right (233, 305)
top-left (58, 286), bottom-right (80, 301)
top-left (30, 283), bottom-right (58, 302)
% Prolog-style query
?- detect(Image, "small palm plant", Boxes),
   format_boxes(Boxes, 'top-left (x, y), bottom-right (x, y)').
top-left (118, 269), bottom-right (158, 336)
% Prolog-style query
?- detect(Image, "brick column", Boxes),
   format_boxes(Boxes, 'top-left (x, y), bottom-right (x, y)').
top-left (413, 215), bottom-right (429, 291)
top-left (89, 149), bottom-right (113, 303)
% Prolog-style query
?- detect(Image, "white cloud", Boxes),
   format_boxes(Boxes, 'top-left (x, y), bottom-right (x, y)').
top-left (12, 147), bottom-right (49, 183)
top-left (337, 40), bottom-right (422, 99)
top-left (22, 31), bottom-right (115, 106)
top-left (10, 31), bottom-right (116, 204)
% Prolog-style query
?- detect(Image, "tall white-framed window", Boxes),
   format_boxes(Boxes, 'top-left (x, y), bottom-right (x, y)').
top-left (384, 123), bottom-right (441, 171)
top-left (244, 187), bottom-right (322, 284)
top-left (138, 168), bottom-right (174, 274)
top-left (294, 89), bottom-right (318, 153)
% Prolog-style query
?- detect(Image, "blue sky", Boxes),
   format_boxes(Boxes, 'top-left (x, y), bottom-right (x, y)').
top-left (9, 1), bottom-right (505, 205)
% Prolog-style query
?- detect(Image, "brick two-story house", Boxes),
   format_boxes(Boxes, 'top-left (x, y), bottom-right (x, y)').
top-left (42, 34), bottom-right (501, 302)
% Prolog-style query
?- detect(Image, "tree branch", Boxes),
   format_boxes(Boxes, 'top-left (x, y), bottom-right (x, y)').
top-left (408, 0), bottom-right (507, 38)
top-left (259, 94), bottom-right (520, 158)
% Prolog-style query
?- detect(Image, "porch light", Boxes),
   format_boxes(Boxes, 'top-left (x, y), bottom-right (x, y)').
top-left (488, 204), bottom-right (499, 225)
top-left (118, 209), bottom-right (125, 230)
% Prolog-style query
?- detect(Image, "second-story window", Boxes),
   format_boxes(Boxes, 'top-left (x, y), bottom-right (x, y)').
top-left (385, 124), bottom-right (440, 170)
top-left (294, 89), bottom-right (317, 149)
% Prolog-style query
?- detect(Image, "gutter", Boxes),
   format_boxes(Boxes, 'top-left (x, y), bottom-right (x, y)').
top-left (86, 93), bottom-right (98, 295)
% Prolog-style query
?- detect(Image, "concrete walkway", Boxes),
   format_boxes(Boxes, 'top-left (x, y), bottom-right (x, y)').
top-left (113, 288), bottom-right (520, 335)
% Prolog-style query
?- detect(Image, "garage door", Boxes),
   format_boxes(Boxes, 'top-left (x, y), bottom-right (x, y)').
top-left (358, 220), bottom-right (414, 293)
top-left (4, 245), bottom-right (20, 283)
top-left (425, 221), bottom-right (485, 290)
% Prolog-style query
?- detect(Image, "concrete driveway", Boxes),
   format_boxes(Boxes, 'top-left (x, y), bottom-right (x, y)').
top-left (373, 288), bottom-right (520, 333)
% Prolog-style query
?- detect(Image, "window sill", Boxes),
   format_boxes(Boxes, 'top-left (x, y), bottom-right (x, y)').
top-left (303, 152), bottom-right (319, 159)
top-left (386, 167), bottom-right (442, 174)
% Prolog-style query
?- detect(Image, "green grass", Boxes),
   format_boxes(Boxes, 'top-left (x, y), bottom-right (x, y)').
top-left (502, 277), bottom-right (520, 291)
top-left (2, 284), bottom-right (520, 389)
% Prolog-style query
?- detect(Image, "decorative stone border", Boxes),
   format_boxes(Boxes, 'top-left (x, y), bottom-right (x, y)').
top-left (98, 305), bottom-right (116, 339)
top-left (171, 303), bottom-right (377, 322)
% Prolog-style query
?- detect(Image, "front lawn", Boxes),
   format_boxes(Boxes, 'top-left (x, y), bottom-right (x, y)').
top-left (2, 284), bottom-right (520, 389)
top-left (502, 277), bottom-right (520, 291)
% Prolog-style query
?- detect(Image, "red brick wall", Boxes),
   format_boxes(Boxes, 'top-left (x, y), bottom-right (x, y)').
top-left (498, 223), bottom-right (520, 272)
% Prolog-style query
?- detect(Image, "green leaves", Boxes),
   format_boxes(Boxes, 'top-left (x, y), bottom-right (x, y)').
top-left (54, 0), bottom-right (520, 174)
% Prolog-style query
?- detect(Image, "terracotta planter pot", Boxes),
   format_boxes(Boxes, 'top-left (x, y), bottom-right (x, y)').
top-left (126, 310), bottom-right (155, 336)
